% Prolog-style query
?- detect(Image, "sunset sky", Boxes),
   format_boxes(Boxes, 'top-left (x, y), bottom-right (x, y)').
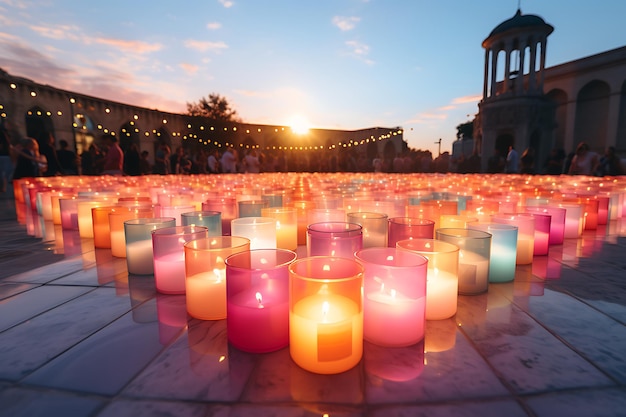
top-left (1, 0), bottom-right (625, 156)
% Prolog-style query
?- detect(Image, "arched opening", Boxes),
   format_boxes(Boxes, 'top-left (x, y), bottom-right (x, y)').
top-left (616, 80), bottom-right (626, 153)
top-left (574, 80), bottom-right (610, 153)
top-left (25, 106), bottom-right (54, 145)
top-left (546, 89), bottom-right (568, 150)
top-left (119, 121), bottom-right (141, 152)
top-left (495, 133), bottom-right (514, 160)
top-left (73, 112), bottom-right (95, 156)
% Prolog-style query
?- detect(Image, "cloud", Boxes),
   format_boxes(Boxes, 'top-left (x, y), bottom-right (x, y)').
top-left (219, 0), bottom-right (234, 8)
top-left (29, 23), bottom-right (82, 41)
top-left (184, 39), bottom-right (228, 52)
top-left (180, 62), bottom-right (199, 74)
top-left (93, 37), bottom-right (162, 54)
top-left (452, 94), bottom-right (482, 104)
top-left (332, 16), bottom-right (360, 31)
top-left (345, 40), bottom-right (374, 65)
top-left (206, 22), bottom-right (222, 30)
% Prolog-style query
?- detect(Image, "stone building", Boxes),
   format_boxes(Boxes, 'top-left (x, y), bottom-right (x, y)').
top-left (0, 68), bottom-right (404, 172)
top-left (475, 9), bottom-right (626, 173)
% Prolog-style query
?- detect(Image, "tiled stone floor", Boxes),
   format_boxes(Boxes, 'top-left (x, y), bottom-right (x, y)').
top-left (1, 183), bottom-right (626, 417)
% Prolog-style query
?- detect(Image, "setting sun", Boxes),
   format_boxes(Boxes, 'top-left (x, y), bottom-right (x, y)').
top-left (289, 115), bottom-right (311, 135)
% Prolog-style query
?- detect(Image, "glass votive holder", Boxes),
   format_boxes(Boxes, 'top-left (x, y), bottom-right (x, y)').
top-left (262, 193), bottom-right (283, 208)
top-left (435, 228), bottom-right (491, 295)
top-left (439, 214), bottom-right (478, 229)
top-left (110, 206), bottom-right (155, 258)
top-left (387, 217), bottom-right (435, 246)
top-left (161, 205), bottom-right (195, 226)
top-left (261, 207), bottom-right (298, 251)
top-left (355, 247), bottom-right (428, 347)
top-left (558, 202), bottom-right (584, 238)
top-left (77, 199), bottom-right (106, 239)
top-left (184, 236), bottom-right (250, 320)
top-left (238, 199), bottom-right (268, 218)
top-left (468, 223), bottom-right (517, 283)
top-left (124, 217), bottom-right (176, 275)
top-left (181, 210), bottom-right (222, 236)
top-left (202, 197), bottom-right (237, 235)
top-left (307, 222), bottom-right (363, 258)
top-left (291, 199), bottom-right (316, 246)
top-left (59, 197), bottom-right (80, 230)
top-left (523, 211), bottom-right (551, 256)
top-left (491, 213), bottom-right (535, 264)
top-left (289, 256), bottom-right (364, 374)
top-left (225, 248), bottom-right (297, 353)
top-left (307, 208), bottom-right (346, 225)
top-left (526, 205), bottom-right (565, 245)
top-left (230, 217), bottom-right (277, 250)
top-left (396, 238), bottom-right (459, 320)
top-left (91, 206), bottom-right (119, 249)
top-left (346, 212), bottom-right (388, 248)
top-left (152, 225), bottom-right (209, 294)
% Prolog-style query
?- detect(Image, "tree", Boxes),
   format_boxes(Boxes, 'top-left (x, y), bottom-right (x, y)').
top-left (456, 121), bottom-right (473, 140)
top-left (186, 93), bottom-right (240, 122)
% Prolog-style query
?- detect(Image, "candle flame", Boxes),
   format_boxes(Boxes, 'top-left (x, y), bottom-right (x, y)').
top-left (322, 301), bottom-right (329, 316)
top-left (390, 288), bottom-right (397, 299)
top-left (213, 268), bottom-right (222, 282)
top-left (323, 264), bottom-right (330, 271)
top-left (256, 292), bottom-right (263, 307)
top-left (386, 255), bottom-right (394, 262)
top-left (219, 355), bottom-right (226, 362)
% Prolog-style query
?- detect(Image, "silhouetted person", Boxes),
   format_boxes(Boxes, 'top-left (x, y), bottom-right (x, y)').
top-left (595, 146), bottom-right (624, 176)
top-left (140, 150), bottom-right (152, 174)
top-left (568, 142), bottom-right (599, 175)
top-left (57, 139), bottom-right (77, 175)
top-left (124, 143), bottom-right (141, 176)
top-left (38, 133), bottom-right (62, 176)
top-left (543, 148), bottom-right (565, 175)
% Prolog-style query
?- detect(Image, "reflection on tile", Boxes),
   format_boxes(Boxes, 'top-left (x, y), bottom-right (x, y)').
top-left (0, 287), bottom-right (130, 380)
top-left (96, 399), bottom-right (207, 417)
top-left (0, 387), bottom-right (102, 417)
top-left (369, 400), bottom-right (529, 417)
top-left (525, 290), bottom-right (626, 384)
top-left (526, 387), bottom-right (626, 417)
top-left (0, 285), bottom-right (92, 332)
top-left (457, 291), bottom-right (613, 394)
top-left (124, 319), bottom-right (255, 402)
top-left (23, 312), bottom-right (172, 396)
top-left (0, 282), bottom-right (38, 300)
top-left (5, 258), bottom-right (86, 284)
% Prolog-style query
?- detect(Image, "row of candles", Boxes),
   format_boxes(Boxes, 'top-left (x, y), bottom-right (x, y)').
top-left (11, 173), bottom-right (626, 374)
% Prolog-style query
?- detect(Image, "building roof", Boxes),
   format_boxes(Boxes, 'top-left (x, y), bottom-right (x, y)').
top-left (487, 9), bottom-right (553, 38)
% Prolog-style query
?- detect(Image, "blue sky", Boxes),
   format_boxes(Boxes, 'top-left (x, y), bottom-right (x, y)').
top-left (1, 0), bottom-right (625, 156)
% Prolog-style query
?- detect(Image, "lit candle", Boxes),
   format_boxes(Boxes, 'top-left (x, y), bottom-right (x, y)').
top-left (184, 236), bottom-right (250, 320)
top-left (230, 217), bottom-right (277, 250)
top-left (124, 217), bottom-right (176, 275)
top-left (356, 247), bottom-right (427, 347)
top-left (469, 223), bottom-right (517, 283)
top-left (306, 221), bottom-right (363, 258)
top-left (226, 248), bottom-right (296, 353)
top-left (289, 256), bottom-right (363, 374)
top-left (396, 238), bottom-right (459, 320)
top-left (261, 207), bottom-right (298, 250)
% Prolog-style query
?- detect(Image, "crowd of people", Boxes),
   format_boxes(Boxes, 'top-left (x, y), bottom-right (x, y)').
top-left (0, 122), bottom-right (623, 195)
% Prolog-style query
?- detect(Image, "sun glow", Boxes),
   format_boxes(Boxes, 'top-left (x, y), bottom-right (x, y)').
top-left (289, 115), bottom-right (311, 135)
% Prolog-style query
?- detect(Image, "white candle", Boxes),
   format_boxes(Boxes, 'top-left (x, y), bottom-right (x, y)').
top-left (457, 251), bottom-right (489, 294)
top-left (425, 269), bottom-right (458, 320)
top-left (364, 288), bottom-right (425, 346)
top-left (154, 252), bottom-right (186, 294)
top-left (290, 293), bottom-right (362, 374)
top-left (186, 268), bottom-right (226, 320)
top-left (126, 240), bottom-right (154, 275)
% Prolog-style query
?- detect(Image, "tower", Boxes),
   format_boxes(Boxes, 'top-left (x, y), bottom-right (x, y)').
top-left (476, 9), bottom-right (555, 173)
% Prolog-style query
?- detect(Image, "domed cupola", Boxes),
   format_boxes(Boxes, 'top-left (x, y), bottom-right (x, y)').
top-left (482, 9), bottom-right (554, 99)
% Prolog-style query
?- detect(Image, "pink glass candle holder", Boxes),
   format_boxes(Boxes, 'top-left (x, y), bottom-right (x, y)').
top-left (396, 238), bottom-right (459, 320)
top-left (307, 208), bottom-right (346, 225)
top-left (307, 222), bottom-right (363, 258)
top-left (152, 225), bottom-right (209, 294)
top-left (346, 212), bottom-right (388, 248)
top-left (161, 205), bottom-right (195, 226)
top-left (184, 236), bottom-right (250, 320)
top-left (469, 223), bottom-right (517, 283)
top-left (230, 217), bottom-right (277, 250)
top-left (523, 211), bottom-right (551, 256)
top-left (202, 197), bottom-right (237, 235)
top-left (387, 217), bottom-right (435, 246)
top-left (181, 210), bottom-right (222, 236)
top-left (435, 228), bottom-right (492, 295)
top-left (491, 213), bottom-right (535, 264)
top-left (261, 207), bottom-right (298, 251)
top-left (124, 217), bottom-right (176, 275)
top-left (526, 205), bottom-right (565, 245)
top-left (558, 202), bottom-right (584, 238)
top-left (355, 247), bottom-right (428, 347)
top-left (225, 248), bottom-right (297, 353)
top-left (289, 256), bottom-right (364, 374)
